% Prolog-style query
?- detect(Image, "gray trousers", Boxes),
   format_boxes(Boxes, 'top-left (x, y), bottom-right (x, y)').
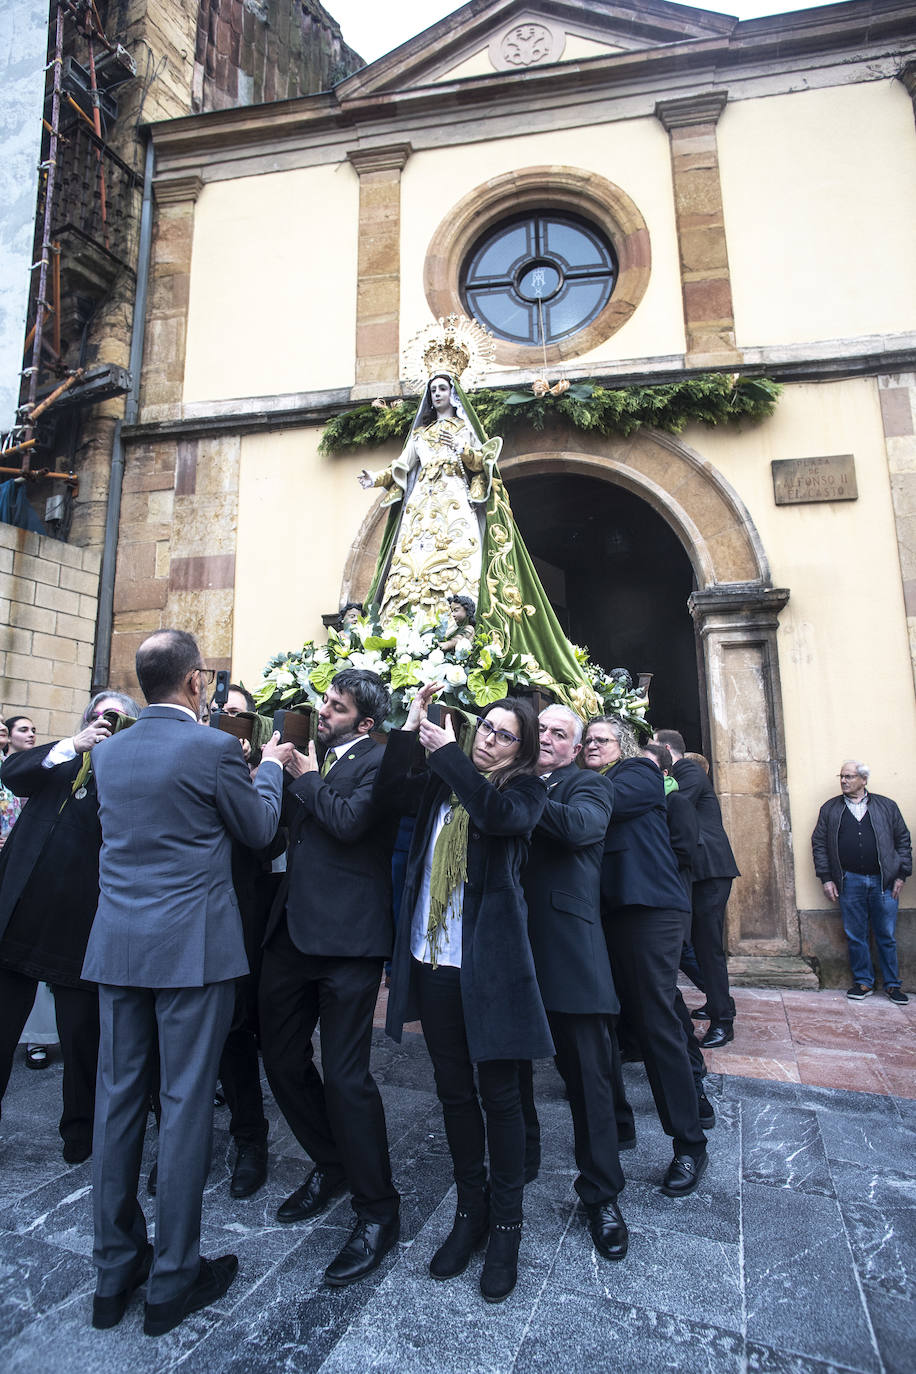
top-left (92, 980), bottom-right (235, 1303)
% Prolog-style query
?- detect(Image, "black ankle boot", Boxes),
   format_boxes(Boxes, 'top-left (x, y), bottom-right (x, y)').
top-left (480, 1220), bottom-right (522, 1303)
top-left (429, 1192), bottom-right (489, 1280)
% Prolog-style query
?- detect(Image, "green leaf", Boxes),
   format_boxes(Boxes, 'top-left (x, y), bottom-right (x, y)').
top-left (365, 635), bottom-right (397, 651)
top-left (390, 660), bottom-right (422, 690)
top-left (467, 669), bottom-right (509, 706)
top-left (308, 662), bottom-right (336, 694)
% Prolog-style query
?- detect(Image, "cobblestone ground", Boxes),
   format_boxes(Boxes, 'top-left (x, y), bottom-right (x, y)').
top-left (1, 1024), bottom-right (913, 1373)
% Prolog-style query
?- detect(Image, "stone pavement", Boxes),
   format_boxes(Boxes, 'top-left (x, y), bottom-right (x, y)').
top-left (1, 1000), bottom-right (914, 1374)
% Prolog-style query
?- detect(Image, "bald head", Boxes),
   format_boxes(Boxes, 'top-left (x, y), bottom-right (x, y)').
top-left (136, 629), bottom-right (202, 704)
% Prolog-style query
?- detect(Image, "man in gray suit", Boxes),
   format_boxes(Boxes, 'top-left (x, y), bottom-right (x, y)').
top-left (83, 629), bottom-right (292, 1337)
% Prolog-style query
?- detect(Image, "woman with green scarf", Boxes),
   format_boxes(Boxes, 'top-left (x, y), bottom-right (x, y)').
top-left (377, 682), bottom-right (553, 1304)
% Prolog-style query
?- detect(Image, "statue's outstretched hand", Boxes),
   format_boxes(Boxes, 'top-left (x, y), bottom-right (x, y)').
top-left (357, 469), bottom-right (374, 489)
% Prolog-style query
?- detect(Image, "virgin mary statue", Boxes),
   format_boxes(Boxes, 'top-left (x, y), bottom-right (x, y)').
top-left (357, 318), bottom-right (596, 713)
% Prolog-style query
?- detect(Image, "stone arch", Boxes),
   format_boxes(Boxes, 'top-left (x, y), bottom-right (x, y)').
top-left (340, 427), bottom-right (808, 983)
top-left (341, 427), bottom-right (769, 601)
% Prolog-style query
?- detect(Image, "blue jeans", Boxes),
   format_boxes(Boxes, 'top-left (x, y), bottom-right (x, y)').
top-left (839, 871), bottom-right (901, 988)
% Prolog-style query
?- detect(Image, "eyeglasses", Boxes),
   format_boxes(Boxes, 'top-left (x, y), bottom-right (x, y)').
top-left (838, 773), bottom-right (861, 781)
top-left (191, 666), bottom-right (216, 685)
top-left (476, 717), bottom-right (520, 747)
top-left (585, 735), bottom-right (617, 748)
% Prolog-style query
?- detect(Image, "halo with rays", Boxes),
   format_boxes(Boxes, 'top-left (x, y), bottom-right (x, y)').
top-left (402, 314), bottom-right (494, 394)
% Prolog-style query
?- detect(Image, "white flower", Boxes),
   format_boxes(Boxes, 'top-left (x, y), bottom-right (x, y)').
top-left (275, 669), bottom-right (294, 688)
top-left (443, 664), bottom-right (467, 687)
top-left (349, 651), bottom-right (381, 672)
top-left (454, 642), bottom-right (471, 659)
top-left (426, 648), bottom-right (445, 666)
top-left (313, 648), bottom-right (329, 663)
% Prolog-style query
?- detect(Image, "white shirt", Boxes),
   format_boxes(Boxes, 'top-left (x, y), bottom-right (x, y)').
top-left (410, 799), bottom-right (464, 968)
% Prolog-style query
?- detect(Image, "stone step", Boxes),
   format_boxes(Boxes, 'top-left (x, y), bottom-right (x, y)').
top-left (726, 954), bottom-right (820, 989)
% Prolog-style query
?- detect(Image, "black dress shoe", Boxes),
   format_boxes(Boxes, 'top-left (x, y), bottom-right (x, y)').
top-left (697, 1092), bottom-right (716, 1129)
top-left (661, 1152), bottom-right (708, 1197)
top-left (147, 1162), bottom-right (157, 1196)
top-left (230, 1140), bottom-right (268, 1199)
top-left (429, 1204), bottom-right (489, 1279)
top-left (690, 1004), bottom-right (711, 1021)
top-left (143, 1254), bottom-right (238, 1337)
top-left (701, 1022), bottom-right (734, 1049)
top-left (92, 1242), bottom-right (153, 1329)
top-left (480, 1221), bottom-right (522, 1303)
top-left (324, 1215), bottom-right (400, 1287)
top-left (276, 1166), bottom-right (346, 1222)
top-left (585, 1200), bottom-right (628, 1261)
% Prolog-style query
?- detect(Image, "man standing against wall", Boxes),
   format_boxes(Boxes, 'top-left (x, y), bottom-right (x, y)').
top-left (812, 761), bottom-right (910, 1002)
top-left (84, 630), bottom-right (290, 1337)
top-left (653, 730), bottom-right (740, 1049)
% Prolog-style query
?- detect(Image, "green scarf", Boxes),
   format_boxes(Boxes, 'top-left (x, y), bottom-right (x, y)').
top-left (664, 774), bottom-right (678, 795)
top-left (61, 711), bottom-right (136, 812)
top-left (426, 793), bottom-right (469, 967)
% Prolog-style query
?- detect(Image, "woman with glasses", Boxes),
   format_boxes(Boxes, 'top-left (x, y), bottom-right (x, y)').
top-left (377, 682), bottom-right (551, 1303)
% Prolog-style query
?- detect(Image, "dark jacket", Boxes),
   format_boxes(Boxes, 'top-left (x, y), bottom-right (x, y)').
top-left (268, 736), bottom-right (397, 959)
top-left (522, 764), bottom-right (618, 1015)
top-left (85, 705), bottom-right (283, 988)
top-left (670, 758), bottom-right (739, 881)
top-left (378, 732), bottom-right (553, 1064)
top-left (597, 758), bottom-right (692, 913)
top-left (0, 743), bottom-right (101, 987)
top-left (666, 788), bottom-right (699, 894)
top-left (811, 793), bottom-right (912, 891)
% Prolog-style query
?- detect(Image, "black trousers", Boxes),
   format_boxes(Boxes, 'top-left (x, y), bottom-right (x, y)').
top-left (259, 920), bottom-right (398, 1223)
top-left (218, 974), bottom-right (267, 1144)
top-left (674, 989), bottom-right (707, 1091)
top-left (691, 877), bottom-right (736, 1024)
top-left (603, 906), bottom-right (706, 1158)
top-left (549, 1010), bottom-right (626, 1206)
top-left (0, 966), bottom-right (99, 1153)
top-left (415, 959), bottom-right (524, 1225)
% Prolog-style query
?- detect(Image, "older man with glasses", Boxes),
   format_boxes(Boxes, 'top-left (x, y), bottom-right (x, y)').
top-left (812, 761), bottom-right (911, 1003)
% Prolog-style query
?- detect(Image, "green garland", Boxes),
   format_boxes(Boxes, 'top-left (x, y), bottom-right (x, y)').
top-left (318, 375), bottom-right (781, 455)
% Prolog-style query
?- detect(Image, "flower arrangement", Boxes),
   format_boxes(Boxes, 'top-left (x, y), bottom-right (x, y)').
top-left (253, 610), bottom-right (651, 733)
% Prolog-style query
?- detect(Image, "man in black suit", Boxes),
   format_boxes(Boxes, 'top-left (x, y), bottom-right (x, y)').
top-left (259, 668), bottom-right (400, 1287)
top-left (521, 705), bottom-right (628, 1263)
top-left (654, 729), bottom-right (740, 1049)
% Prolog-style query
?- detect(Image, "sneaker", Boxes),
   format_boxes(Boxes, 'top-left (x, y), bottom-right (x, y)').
top-left (846, 985), bottom-right (874, 1000)
top-left (885, 987), bottom-right (909, 1005)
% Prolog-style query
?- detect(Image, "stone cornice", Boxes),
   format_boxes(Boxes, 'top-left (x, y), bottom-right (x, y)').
top-left (346, 143), bottom-right (413, 175)
top-left (689, 584), bottom-right (791, 631)
top-left (122, 340), bottom-right (916, 445)
top-left (152, 174), bottom-right (204, 205)
top-left (655, 90), bottom-right (728, 129)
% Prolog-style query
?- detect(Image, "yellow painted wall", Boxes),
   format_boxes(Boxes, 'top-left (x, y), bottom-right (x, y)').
top-left (719, 80), bottom-right (916, 348)
top-left (694, 379), bottom-right (916, 908)
top-left (562, 34), bottom-right (625, 59)
top-left (400, 118), bottom-right (685, 369)
top-left (183, 164), bottom-right (359, 403)
top-left (431, 47), bottom-right (493, 83)
top-left (232, 426), bottom-right (387, 683)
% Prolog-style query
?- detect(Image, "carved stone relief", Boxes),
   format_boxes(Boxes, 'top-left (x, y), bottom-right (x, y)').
top-left (489, 20), bottom-right (565, 71)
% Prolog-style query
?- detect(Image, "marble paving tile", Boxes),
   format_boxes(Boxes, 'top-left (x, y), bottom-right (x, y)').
top-left (703, 1052), bottom-right (802, 1082)
top-left (611, 1169), bottom-right (741, 1246)
top-left (795, 1082), bottom-right (902, 1121)
top-left (829, 1160), bottom-right (916, 1301)
top-left (515, 1289), bottom-right (745, 1374)
top-left (746, 1342), bottom-right (880, 1372)
top-left (0, 1231), bottom-right (92, 1349)
top-left (742, 1103), bottom-right (834, 1197)
top-left (879, 1064), bottom-right (916, 1100)
top-left (816, 1108), bottom-right (916, 1172)
top-left (795, 1050), bottom-right (893, 1096)
top-left (719, 1075), bottom-right (800, 1106)
top-left (862, 1288), bottom-right (915, 1374)
top-left (553, 1217), bottom-right (743, 1334)
top-left (742, 1182), bottom-right (880, 1371)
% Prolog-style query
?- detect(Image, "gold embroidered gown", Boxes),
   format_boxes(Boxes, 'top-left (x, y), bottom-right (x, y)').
top-left (374, 416), bottom-right (486, 626)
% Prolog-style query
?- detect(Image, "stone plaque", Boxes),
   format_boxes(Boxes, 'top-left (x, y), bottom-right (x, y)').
top-left (772, 455), bottom-right (857, 505)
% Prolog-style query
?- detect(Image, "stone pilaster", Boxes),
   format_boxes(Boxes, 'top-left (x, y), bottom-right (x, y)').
top-left (346, 145), bottom-right (412, 399)
top-left (655, 92), bottom-right (742, 369)
top-left (689, 585), bottom-right (808, 978)
top-left (138, 175), bottom-right (203, 424)
top-left (877, 372), bottom-right (916, 693)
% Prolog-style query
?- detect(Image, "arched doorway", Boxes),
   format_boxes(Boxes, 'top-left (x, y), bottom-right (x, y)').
top-left (504, 471), bottom-right (702, 745)
top-left (343, 427), bottom-right (810, 982)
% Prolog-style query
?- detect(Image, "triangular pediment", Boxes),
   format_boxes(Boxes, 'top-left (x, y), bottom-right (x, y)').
top-left (336, 0), bottom-right (737, 99)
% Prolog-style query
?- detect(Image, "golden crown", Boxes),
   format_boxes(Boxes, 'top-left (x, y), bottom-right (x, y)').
top-left (402, 314), bottom-right (494, 393)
